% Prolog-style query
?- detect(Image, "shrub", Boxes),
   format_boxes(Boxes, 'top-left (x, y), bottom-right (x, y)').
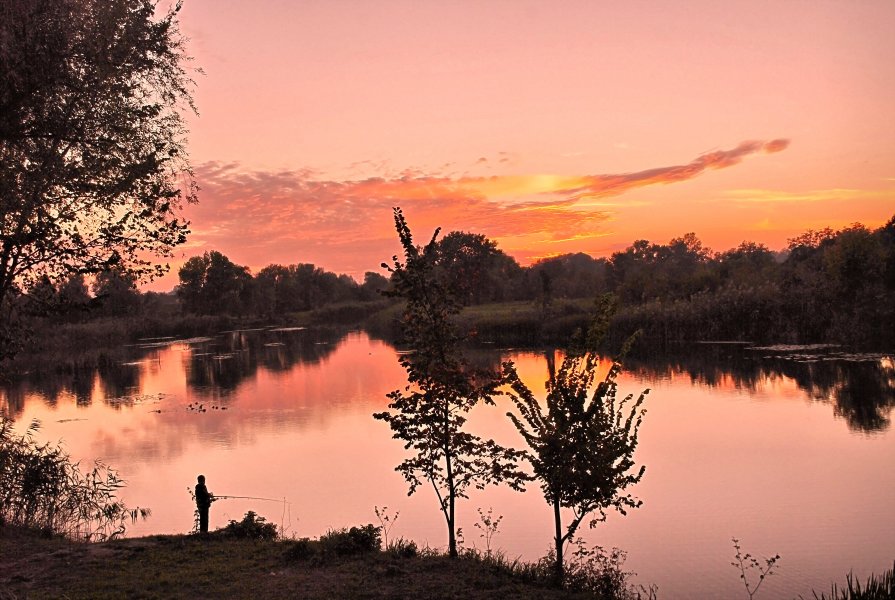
top-left (283, 538), bottom-right (315, 561)
top-left (283, 524), bottom-right (383, 564)
top-left (216, 510), bottom-right (277, 540)
top-left (318, 524), bottom-right (381, 557)
top-left (0, 417), bottom-right (148, 541)
top-left (386, 537), bottom-right (419, 559)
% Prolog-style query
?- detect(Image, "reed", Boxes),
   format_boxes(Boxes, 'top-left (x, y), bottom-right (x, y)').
top-left (808, 563), bottom-right (895, 600)
top-left (0, 417), bottom-right (148, 541)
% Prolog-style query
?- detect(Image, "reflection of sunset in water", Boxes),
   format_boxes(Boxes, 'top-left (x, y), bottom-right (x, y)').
top-left (2, 333), bottom-right (893, 599)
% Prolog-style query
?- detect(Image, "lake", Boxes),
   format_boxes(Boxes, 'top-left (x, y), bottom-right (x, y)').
top-left (1, 328), bottom-right (893, 599)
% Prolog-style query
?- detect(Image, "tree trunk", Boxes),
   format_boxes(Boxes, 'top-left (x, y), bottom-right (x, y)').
top-left (445, 411), bottom-right (457, 558)
top-left (553, 498), bottom-right (564, 585)
top-left (448, 491), bottom-right (457, 557)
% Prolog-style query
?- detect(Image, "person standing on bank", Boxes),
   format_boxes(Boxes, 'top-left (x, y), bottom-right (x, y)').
top-left (195, 474), bottom-right (213, 533)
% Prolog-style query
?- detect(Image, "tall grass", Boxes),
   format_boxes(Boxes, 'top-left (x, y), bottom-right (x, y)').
top-left (808, 563), bottom-right (895, 600)
top-left (0, 417), bottom-right (148, 541)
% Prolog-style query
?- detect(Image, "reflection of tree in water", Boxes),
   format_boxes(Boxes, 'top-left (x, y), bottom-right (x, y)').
top-left (625, 344), bottom-right (895, 432)
top-left (0, 384), bottom-right (27, 417)
top-left (185, 328), bottom-right (345, 396)
top-left (259, 328), bottom-right (344, 372)
top-left (97, 364), bottom-right (140, 404)
top-left (788, 359), bottom-right (895, 432)
top-left (2, 371), bottom-right (98, 416)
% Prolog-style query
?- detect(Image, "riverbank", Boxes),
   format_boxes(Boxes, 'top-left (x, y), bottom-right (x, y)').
top-left (0, 526), bottom-right (600, 600)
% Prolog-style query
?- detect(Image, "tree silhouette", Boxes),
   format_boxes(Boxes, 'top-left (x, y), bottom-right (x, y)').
top-left (503, 297), bottom-right (648, 583)
top-left (374, 208), bottom-right (527, 558)
top-left (0, 0), bottom-right (197, 355)
top-left (176, 251), bottom-right (253, 315)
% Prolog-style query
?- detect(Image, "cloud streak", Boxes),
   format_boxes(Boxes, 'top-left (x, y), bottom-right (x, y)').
top-left (185, 139), bottom-right (789, 275)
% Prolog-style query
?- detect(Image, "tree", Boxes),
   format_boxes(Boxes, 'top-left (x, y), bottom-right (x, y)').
top-left (57, 273), bottom-right (91, 319)
top-left (373, 208), bottom-right (528, 558)
top-left (359, 271), bottom-right (389, 301)
top-left (92, 267), bottom-right (140, 316)
top-left (502, 297), bottom-right (648, 583)
top-left (0, 0), bottom-right (197, 348)
top-left (176, 251), bottom-right (251, 315)
top-left (434, 231), bottom-right (521, 304)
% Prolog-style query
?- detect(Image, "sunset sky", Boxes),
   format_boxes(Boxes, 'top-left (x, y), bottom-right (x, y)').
top-left (156, 0), bottom-right (895, 289)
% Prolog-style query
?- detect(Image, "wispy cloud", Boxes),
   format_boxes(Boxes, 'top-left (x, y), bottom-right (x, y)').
top-left (724, 187), bottom-right (889, 204)
top-left (185, 139), bottom-right (789, 274)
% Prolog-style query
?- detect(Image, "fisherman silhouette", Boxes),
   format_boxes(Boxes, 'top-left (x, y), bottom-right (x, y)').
top-left (195, 474), bottom-right (214, 533)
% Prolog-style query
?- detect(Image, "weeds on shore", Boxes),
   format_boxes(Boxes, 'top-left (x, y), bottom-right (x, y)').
top-left (0, 417), bottom-right (148, 541)
top-left (805, 562), bottom-right (895, 600)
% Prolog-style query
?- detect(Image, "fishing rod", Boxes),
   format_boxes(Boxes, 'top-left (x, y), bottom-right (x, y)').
top-left (212, 494), bottom-right (288, 503)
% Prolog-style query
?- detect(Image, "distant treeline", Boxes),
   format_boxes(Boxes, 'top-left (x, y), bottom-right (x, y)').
top-left (14, 215), bottom-right (895, 349)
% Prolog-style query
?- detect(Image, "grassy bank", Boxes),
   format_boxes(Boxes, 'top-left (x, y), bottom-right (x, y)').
top-left (0, 526), bottom-right (607, 600)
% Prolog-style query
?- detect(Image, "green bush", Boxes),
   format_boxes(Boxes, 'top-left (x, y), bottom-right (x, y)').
top-left (318, 524), bottom-right (381, 557)
top-left (215, 511), bottom-right (277, 540)
top-left (386, 537), bottom-right (419, 559)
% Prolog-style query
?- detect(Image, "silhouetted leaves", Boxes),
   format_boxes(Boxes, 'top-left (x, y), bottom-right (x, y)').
top-left (503, 300), bottom-right (647, 583)
top-left (374, 208), bottom-right (528, 558)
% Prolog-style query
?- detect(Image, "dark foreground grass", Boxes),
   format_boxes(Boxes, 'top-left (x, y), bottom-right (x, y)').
top-left (0, 527), bottom-right (597, 600)
top-left (807, 563), bottom-right (895, 600)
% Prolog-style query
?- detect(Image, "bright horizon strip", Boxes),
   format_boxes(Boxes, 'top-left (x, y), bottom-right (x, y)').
top-left (144, 138), bottom-right (807, 291)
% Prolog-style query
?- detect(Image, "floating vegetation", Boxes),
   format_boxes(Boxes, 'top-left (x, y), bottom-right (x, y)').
top-left (746, 344), bottom-right (892, 368)
top-left (269, 326), bottom-right (307, 332)
top-left (212, 353), bottom-right (236, 360)
top-left (134, 341), bottom-right (172, 349)
top-left (750, 343), bottom-right (841, 352)
top-left (57, 418), bottom-right (87, 423)
top-left (264, 342), bottom-right (285, 347)
top-left (119, 360), bottom-right (146, 366)
top-left (186, 402), bottom-right (228, 413)
top-left (178, 336), bottom-right (214, 345)
top-left (105, 393), bottom-right (166, 408)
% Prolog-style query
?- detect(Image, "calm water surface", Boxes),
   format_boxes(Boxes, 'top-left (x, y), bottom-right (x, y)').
top-left (2, 329), bottom-right (893, 599)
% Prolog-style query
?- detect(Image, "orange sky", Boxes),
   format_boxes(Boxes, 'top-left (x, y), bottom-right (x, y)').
top-left (150, 0), bottom-right (895, 289)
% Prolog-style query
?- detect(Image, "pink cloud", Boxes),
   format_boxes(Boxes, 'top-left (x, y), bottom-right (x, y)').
top-left (184, 139), bottom-right (789, 276)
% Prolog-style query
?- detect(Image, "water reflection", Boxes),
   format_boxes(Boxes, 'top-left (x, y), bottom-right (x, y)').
top-left (3, 334), bottom-right (893, 434)
top-left (621, 343), bottom-right (895, 432)
top-left (183, 328), bottom-right (344, 394)
top-left (1, 330), bottom-right (893, 599)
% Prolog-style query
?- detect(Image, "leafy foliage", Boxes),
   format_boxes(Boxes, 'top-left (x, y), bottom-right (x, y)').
top-left (503, 296), bottom-right (647, 582)
top-left (373, 208), bottom-right (528, 557)
top-left (176, 251), bottom-right (252, 315)
top-left (216, 510), bottom-right (278, 540)
top-left (285, 524), bottom-right (383, 563)
top-left (0, 0), bottom-right (198, 356)
top-left (0, 417), bottom-right (149, 541)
